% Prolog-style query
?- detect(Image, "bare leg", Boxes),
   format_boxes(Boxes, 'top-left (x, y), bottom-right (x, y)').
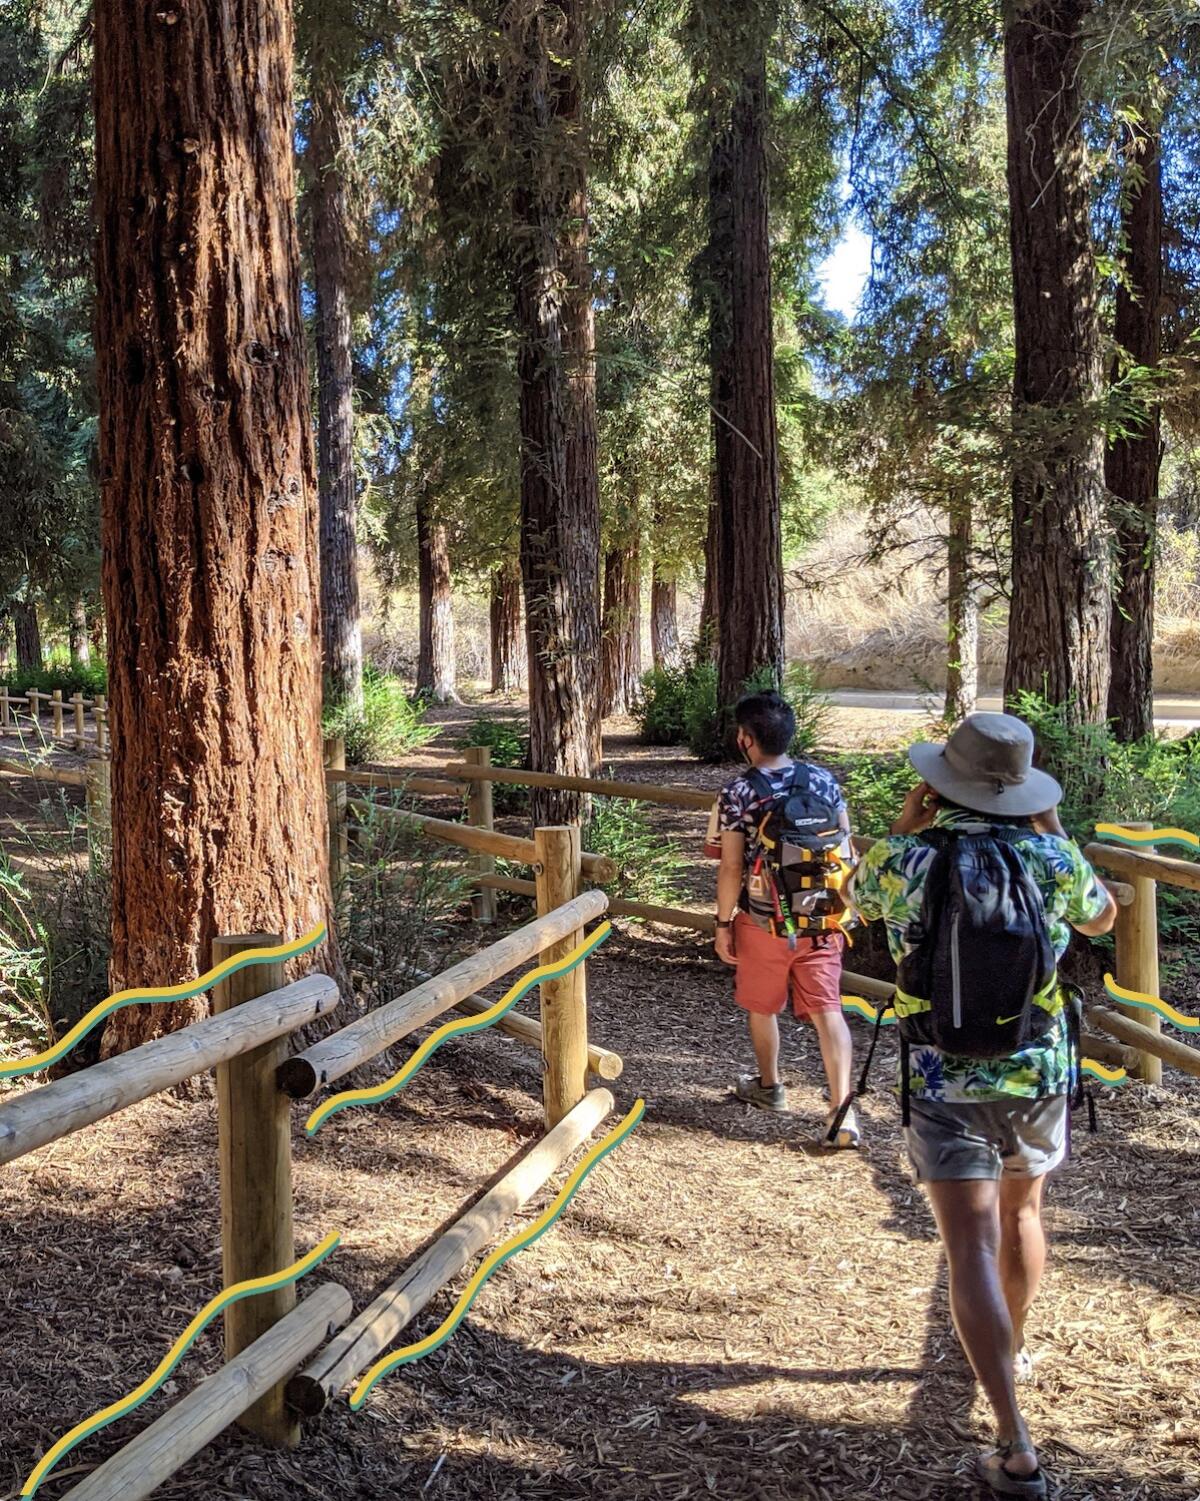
top-left (747, 1010), bottom-right (781, 1086)
top-left (926, 1178), bottom-right (1038, 1477)
top-left (809, 1007), bottom-right (853, 1104)
top-left (998, 1174), bottom-right (1047, 1353)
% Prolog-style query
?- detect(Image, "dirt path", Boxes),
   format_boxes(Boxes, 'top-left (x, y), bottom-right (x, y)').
top-left (3, 919), bottom-right (1199, 1500)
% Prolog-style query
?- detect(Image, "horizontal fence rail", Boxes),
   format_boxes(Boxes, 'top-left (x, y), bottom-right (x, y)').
top-left (279, 891), bottom-right (609, 1098)
top-left (0, 974), bottom-right (340, 1166)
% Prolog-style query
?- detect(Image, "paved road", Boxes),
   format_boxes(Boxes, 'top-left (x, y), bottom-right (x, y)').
top-left (829, 687), bottom-right (1200, 730)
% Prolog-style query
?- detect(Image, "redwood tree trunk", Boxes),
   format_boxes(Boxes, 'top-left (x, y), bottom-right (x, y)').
top-left (1002, 0), bottom-right (1110, 722)
top-left (709, 53), bottom-right (783, 716)
top-left (94, 0), bottom-right (336, 1046)
top-left (310, 71), bottom-right (363, 716)
top-left (89, 609), bottom-right (105, 657)
top-left (13, 601), bottom-right (41, 673)
top-left (1107, 118), bottom-right (1162, 742)
top-left (945, 494), bottom-right (978, 720)
top-left (599, 540), bottom-right (642, 716)
top-left (415, 496), bottom-right (458, 703)
top-left (489, 559), bottom-right (525, 692)
top-left (650, 564), bottom-right (682, 671)
top-left (69, 598), bottom-right (91, 665)
top-left (511, 0), bottom-right (601, 827)
top-left (697, 475), bottom-right (719, 661)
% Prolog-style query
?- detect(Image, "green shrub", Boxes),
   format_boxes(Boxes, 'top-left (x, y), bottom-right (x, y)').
top-left (676, 659), bottom-right (833, 764)
top-left (459, 714), bottom-right (530, 813)
top-left (683, 661), bottom-right (725, 761)
top-left (636, 666), bottom-right (690, 745)
top-left (838, 753), bottom-right (919, 840)
top-left (323, 666), bottom-right (435, 766)
top-left (584, 793), bottom-right (686, 909)
top-left (0, 660), bottom-right (107, 699)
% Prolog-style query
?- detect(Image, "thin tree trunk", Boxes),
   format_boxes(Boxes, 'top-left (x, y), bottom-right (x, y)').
top-left (1107, 117), bottom-right (1162, 742)
top-left (945, 494), bottom-right (978, 720)
top-left (511, 0), bottom-right (601, 828)
top-left (416, 497), bottom-right (458, 703)
top-left (599, 539), bottom-right (642, 717)
top-left (69, 598), bottom-right (91, 665)
top-left (13, 601), bottom-right (41, 673)
top-left (709, 53), bottom-right (783, 717)
top-left (309, 71), bottom-right (363, 717)
top-left (94, 0), bottom-right (337, 1047)
top-left (1002, 0), bottom-right (1110, 722)
top-left (698, 470), bottom-right (719, 661)
top-left (650, 564), bottom-right (682, 671)
top-left (489, 559), bottom-right (525, 692)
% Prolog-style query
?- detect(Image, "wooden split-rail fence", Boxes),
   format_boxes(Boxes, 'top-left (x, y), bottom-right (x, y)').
top-left (1, 839), bottom-right (620, 1499)
top-left (2, 743), bottom-right (1197, 1086)
top-left (0, 686), bottom-right (108, 752)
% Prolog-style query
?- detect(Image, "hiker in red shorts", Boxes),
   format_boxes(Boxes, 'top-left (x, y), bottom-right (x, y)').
top-left (712, 690), bottom-right (859, 1148)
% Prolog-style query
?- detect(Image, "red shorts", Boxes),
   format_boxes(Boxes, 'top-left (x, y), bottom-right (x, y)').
top-left (732, 912), bottom-right (845, 1018)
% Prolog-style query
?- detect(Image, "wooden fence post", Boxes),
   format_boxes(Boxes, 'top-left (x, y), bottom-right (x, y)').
top-left (1110, 823), bottom-right (1161, 1085)
top-left (84, 758), bottom-right (111, 874)
top-left (465, 745), bottom-right (496, 924)
top-left (534, 825), bottom-right (587, 1129)
top-left (51, 688), bottom-right (64, 740)
top-left (323, 735), bottom-right (348, 913)
top-left (0, 687), bottom-right (8, 732)
top-left (72, 691), bottom-right (86, 748)
top-left (94, 695), bottom-right (107, 756)
top-left (212, 933), bottom-right (298, 1447)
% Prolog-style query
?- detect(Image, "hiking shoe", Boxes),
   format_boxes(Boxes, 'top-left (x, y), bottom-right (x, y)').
top-left (821, 1104), bottom-right (861, 1151)
top-left (733, 1074), bottom-right (787, 1111)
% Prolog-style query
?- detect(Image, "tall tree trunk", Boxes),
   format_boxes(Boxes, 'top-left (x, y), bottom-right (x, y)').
top-left (69, 598), bottom-right (91, 665)
top-left (697, 469), bottom-right (719, 661)
top-left (650, 564), bottom-right (682, 671)
top-left (1002, 0), bottom-right (1110, 722)
top-left (415, 496), bottom-right (458, 704)
top-left (511, 0), bottom-right (601, 827)
top-left (709, 53), bottom-right (783, 718)
top-left (489, 559), bottom-right (525, 693)
top-left (599, 539), bottom-right (642, 717)
top-left (13, 601), bottom-right (41, 673)
top-left (1107, 117), bottom-right (1162, 742)
top-left (94, 0), bottom-right (336, 1047)
top-left (945, 494), bottom-right (978, 720)
top-left (309, 72), bottom-right (363, 716)
top-left (89, 609), bottom-right (105, 659)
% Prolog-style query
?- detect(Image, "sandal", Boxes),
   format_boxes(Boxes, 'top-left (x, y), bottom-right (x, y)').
top-left (976, 1440), bottom-right (1047, 1498)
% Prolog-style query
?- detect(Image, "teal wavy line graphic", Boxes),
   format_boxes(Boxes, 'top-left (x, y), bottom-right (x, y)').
top-left (1103, 973), bottom-right (1200, 1032)
top-left (1, 922), bottom-right (327, 1079)
top-left (1094, 822), bottom-right (1199, 853)
top-left (349, 1099), bottom-right (645, 1407)
top-left (306, 921), bottom-right (613, 1135)
top-left (20, 1232), bottom-right (341, 1496)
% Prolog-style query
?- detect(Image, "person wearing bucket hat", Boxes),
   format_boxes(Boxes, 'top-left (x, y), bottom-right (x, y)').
top-left (847, 712), bottom-right (1116, 1499)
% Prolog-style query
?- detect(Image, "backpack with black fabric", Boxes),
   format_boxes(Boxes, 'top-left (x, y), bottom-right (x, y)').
top-left (741, 764), bottom-right (852, 945)
top-left (826, 821), bottom-right (1069, 1145)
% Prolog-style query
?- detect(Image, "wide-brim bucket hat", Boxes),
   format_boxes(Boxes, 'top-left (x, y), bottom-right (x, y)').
top-left (908, 712), bottom-right (1062, 818)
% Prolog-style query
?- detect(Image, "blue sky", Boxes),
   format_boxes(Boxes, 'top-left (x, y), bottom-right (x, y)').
top-left (815, 220), bottom-right (873, 320)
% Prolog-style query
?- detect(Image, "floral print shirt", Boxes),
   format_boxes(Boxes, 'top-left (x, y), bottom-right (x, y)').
top-left (847, 808), bottom-right (1110, 1102)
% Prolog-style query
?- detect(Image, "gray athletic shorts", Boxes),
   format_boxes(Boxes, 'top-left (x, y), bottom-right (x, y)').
top-left (904, 1094), bottom-right (1069, 1182)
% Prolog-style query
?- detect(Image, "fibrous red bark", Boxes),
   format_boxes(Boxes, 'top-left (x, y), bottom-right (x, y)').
top-left (13, 601), bottom-right (41, 673)
top-left (69, 598), bottom-right (91, 665)
top-left (94, 0), bottom-right (337, 1047)
top-left (650, 563), bottom-right (682, 671)
top-left (599, 541), bottom-right (642, 716)
top-left (489, 559), bottom-right (525, 692)
top-left (416, 495), bottom-right (458, 704)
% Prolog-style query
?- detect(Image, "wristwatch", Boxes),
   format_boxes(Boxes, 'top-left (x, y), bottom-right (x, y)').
top-left (715, 918), bottom-right (733, 929)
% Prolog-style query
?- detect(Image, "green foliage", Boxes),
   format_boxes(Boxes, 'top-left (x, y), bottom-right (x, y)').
top-left (584, 794), bottom-right (686, 909)
top-left (636, 665), bottom-right (691, 746)
top-left (0, 659), bottom-right (107, 698)
top-left (838, 754), bottom-right (920, 840)
top-left (458, 714), bottom-right (529, 813)
top-left (0, 846), bottom-right (48, 1061)
top-left (323, 666), bottom-right (435, 766)
top-left (338, 798), bottom-right (470, 1008)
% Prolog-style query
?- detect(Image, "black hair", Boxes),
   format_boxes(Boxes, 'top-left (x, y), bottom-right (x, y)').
top-left (935, 793), bottom-right (1034, 827)
top-left (734, 690), bottom-right (795, 756)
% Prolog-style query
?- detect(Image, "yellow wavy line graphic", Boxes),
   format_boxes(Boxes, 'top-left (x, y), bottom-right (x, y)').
top-left (1082, 1059), bottom-right (1128, 1085)
top-left (841, 995), bottom-right (895, 1024)
top-left (1095, 823), bottom-right (1200, 852)
top-left (1, 922), bottom-right (328, 1079)
top-left (349, 1099), bottom-right (645, 1408)
top-left (1104, 973), bottom-right (1200, 1032)
top-left (20, 1231), bottom-right (341, 1496)
top-left (306, 922), bottom-right (613, 1136)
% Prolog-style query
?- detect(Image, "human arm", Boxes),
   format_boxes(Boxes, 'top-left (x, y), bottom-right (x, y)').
top-left (890, 781), bottom-right (939, 836)
top-left (715, 832), bottom-right (745, 965)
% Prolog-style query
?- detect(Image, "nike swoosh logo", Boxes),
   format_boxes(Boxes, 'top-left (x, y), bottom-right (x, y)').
top-left (996, 1014), bottom-right (1023, 1026)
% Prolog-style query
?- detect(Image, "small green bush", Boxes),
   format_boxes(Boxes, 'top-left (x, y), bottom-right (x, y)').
top-left (838, 753), bottom-right (919, 840)
top-left (683, 661), bottom-right (724, 761)
top-left (665, 659), bottom-right (833, 764)
top-left (459, 714), bottom-right (530, 813)
top-left (636, 666), bottom-right (690, 745)
top-left (0, 660), bottom-right (107, 699)
top-left (585, 793), bottom-right (686, 909)
top-left (323, 666), bottom-right (435, 766)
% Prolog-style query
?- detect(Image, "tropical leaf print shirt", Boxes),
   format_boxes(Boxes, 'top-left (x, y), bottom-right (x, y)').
top-left (847, 808), bottom-right (1110, 1102)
